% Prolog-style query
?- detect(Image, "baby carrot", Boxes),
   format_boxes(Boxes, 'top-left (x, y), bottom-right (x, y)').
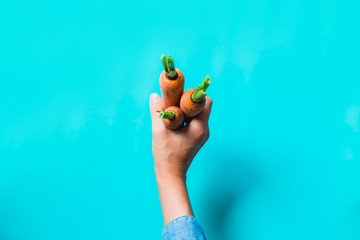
top-left (159, 54), bottom-right (185, 108)
top-left (180, 76), bottom-right (211, 118)
top-left (157, 106), bottom-right (185, 130)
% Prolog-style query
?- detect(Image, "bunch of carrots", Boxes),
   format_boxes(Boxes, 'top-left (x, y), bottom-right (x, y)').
top-left (157, 54), bottom-right (211, 130)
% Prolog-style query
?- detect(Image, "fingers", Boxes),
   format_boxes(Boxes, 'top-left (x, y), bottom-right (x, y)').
top-left (197, 96), bottom-right (213, 123)
top-left (188, 96), bottom-right (213, 130)
top-left (149, 93), bottom-right (165, 130)
top-left (149, 93), bottom-right (164, 117)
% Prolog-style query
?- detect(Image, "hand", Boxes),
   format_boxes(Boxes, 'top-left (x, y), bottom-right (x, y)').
top-left (149, 93), bottom-right (212, 180)
top-left (149, 93), bottom-right (212, 225)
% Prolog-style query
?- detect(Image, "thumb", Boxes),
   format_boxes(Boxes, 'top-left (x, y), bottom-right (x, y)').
top-left (149, 93), bottom-right (164, 126)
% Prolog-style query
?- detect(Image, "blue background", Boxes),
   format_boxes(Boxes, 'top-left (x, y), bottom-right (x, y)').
top-left (1, 0), bottom-right (359, 239)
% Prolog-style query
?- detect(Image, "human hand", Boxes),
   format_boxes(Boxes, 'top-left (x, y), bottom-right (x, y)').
top-left (149, 93), bottom-right (212, 181)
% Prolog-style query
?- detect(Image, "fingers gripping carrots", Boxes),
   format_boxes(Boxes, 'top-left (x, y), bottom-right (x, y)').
top-left (180, 76), bottom-right (211, 118)
top-left (157, 54), bottom-right (211, 130)
top-left (159, 55), bottom-right (185, 109)
top-left (157, 106), bottom-right (185, 130)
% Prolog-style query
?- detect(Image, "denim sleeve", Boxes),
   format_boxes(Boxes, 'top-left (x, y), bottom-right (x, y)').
top-left (162, 215), bottom-right (207, 240)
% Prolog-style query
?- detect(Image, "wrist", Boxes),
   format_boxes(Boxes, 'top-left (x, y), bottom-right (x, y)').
top-left (155, 165), bottom-right (186, 183)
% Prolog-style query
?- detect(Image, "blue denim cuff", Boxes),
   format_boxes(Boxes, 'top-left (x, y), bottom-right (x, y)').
top-left (162, 215), bottom-right (207, 240)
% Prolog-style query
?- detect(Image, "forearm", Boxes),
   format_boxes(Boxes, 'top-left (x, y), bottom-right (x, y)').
top-left (155, 168), bottom-right (194, 226)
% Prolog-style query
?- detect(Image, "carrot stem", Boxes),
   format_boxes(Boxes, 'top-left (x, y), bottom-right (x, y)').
top-left (161, 55), bottom-right (168, 73)
top-left (156, 110), bottom-right (175, 120)
top-left (160, 54), bottom-right (177, 78)
top-left (191, 75), bottom-right (211, 103)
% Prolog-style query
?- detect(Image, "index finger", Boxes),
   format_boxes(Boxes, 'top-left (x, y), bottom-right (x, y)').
top-left (149, 93), bottom-right (165, 131)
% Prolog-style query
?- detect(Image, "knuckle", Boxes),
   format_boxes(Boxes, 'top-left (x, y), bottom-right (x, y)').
top-left (195, 126), bottom-right (207, 140)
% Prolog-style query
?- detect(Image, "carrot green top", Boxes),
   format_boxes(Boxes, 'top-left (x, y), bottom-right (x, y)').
top-left (191, 75), bottom-right (211, 103)
top-left (161, 54), bottom-right (178, 78)
top-left (156, 110), bottom-right (175, 120)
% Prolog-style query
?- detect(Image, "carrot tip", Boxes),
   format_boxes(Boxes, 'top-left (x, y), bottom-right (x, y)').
top-left (161, 55), bottom-right (168, 73)
top-left (191, 75), bottom-right (211, 102)
top-left (160, 54), bottom-right (177, 78)
top-left (157, 110), bottom-right (175, 120)
top-left (191, 90), bottom-right (206, 103)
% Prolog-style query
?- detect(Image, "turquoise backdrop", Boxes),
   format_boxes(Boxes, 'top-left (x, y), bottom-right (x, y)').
top-left (1, 0), bottom-right (359, 239)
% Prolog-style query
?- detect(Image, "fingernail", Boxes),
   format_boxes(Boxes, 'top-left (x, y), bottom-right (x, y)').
top-left (150, 93), bottom-right (160, 104)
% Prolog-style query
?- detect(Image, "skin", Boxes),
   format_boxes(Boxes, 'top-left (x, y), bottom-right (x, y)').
top-left (180, 88), bottom-right (206, 118)
top-left (159, 68), bottom-right (185, 109)
top-left (149, 92), bottom-right (212, 226)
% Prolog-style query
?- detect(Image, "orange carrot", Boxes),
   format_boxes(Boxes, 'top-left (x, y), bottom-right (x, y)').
top-left (157, 106), bottom-right (185, 130)
top-left (180, 76), bottom-right (211, 118)
top-left (159, 54), bottom-right (184, 108)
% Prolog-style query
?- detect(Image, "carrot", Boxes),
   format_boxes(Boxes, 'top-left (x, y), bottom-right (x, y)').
top-left (157, 106), bottom-right (185, 130)
top-left (159, 54), bottom-right (184, 108)
top-left (180, 76), bottom-right (211, 118)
